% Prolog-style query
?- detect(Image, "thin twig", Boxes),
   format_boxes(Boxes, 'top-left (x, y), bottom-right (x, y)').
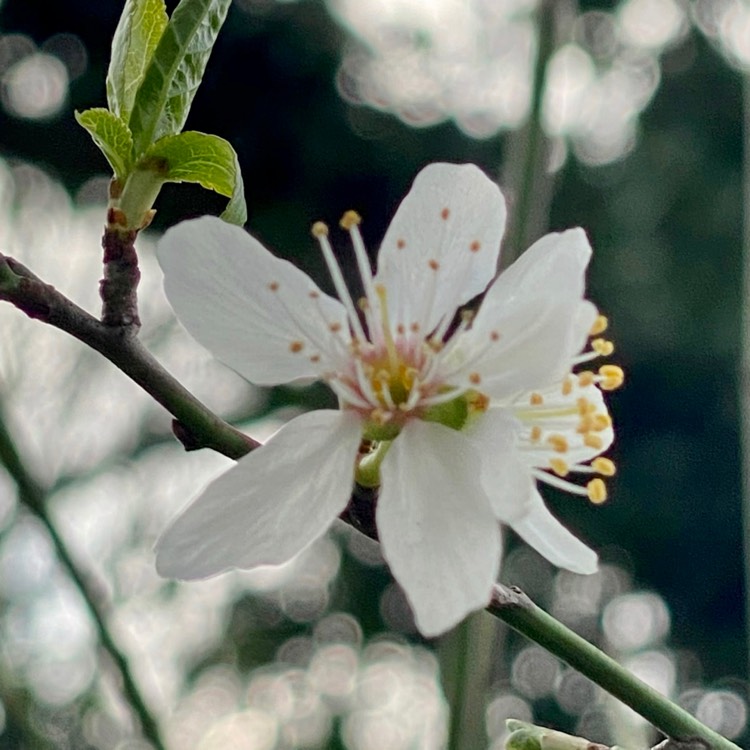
top-left (0, 252), bottom-right (258, 459)
top-left (490, 585), bottom-right (739, 750)
top-left (0, 410), bottom-right (166, 750)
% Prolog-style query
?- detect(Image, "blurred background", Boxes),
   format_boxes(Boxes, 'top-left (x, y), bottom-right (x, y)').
top-left (0, 0), bottom-right (748, 747)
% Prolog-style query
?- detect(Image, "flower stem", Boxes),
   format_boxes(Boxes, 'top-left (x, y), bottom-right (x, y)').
top-left (0, 408), bottom-right (167, 750)
top-left (500, 0), bottom-right (563, 268)
top-left (489, 585), bottom-right (742, 750)
top-left (440, 611), bottom-right (499, 750)
top-left (740, 72), bottom-right (750, 678)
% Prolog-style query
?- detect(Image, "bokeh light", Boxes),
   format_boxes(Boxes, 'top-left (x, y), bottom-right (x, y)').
top-left (323, 0), bottom-right (689, 164)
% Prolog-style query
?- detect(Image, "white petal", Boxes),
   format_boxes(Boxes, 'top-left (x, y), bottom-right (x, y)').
top-left (465, 408), bottom-right (534, 522)
top-left (449, 229), bottom-right (594, 399)
top-left (491, 228), bottom-right (592, 308)
top-left (155, 410), bottom-right (362, 579)
top-left (451, 294), bottom-right (585, 400)
top-left (158, 216), bottom-right (349, 385)
top-left (510, 489), bottom-right (598, 574)
top-left (375, 163), bottom-right (506, 336)
top-left (377, 420), bottom-right (501, 637)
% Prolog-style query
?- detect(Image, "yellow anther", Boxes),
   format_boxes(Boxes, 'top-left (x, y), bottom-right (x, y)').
top-left (530, 392), bottom-right (544, 406)
top-left (592, 413), bottom-right (612, 431)
top-left (583, 433), bottom-right (604, 450)
top-left (548, 434), bottom-right (569, 453)
top-left (592, 338), bottom-right (615, 356)
top-left (590, 314), bottom-right (609, 336)
top-left (311, 221), bottom-right (329, 237)
top-left (530, 426), bottom-right (542, 443)
top-left (340, 210), bottom-right (362, 230)
top-left (592, 457), bottom-right (616, 476)
top-left (549, 458), bottom-right (569, 477)
top-left (561, 377), bottom-right (573, 396)
top-left (576, 416), bottom-right (594, 434)
top-left (587, 478), bottom-right (607, 504)
top-left (468, 392), bottom-right (490, 413)
top-left (578, 371), bottom-right (595, 387)
top-left (577, 397), bottom-right (592, 416)
top-left (289, 340), bottom-right (304, 353)
top-left (599, 365), bottom-right (625, 390)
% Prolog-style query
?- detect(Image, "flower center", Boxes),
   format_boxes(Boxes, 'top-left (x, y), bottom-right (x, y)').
top-left (312, 212), bottom-right (468, 437)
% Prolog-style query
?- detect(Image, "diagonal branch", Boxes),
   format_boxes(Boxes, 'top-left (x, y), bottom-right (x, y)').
top-left (490, 585), bottom-right (740, 750)
top-left (0, 251), bottom-right (258, 459)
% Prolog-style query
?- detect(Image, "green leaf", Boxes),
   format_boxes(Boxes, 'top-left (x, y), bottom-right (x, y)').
top-left (75, 108), bottom-right (135, 181)
top-left (143, 130), bottom-right (247, 225)
top-left (107, 0), bottom-right (168, 121)
top-left (129, 0), bottom-right (232, 155)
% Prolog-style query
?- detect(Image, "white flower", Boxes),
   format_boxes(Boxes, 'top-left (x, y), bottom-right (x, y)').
top-left (155, 163), bottom-right (621, 637)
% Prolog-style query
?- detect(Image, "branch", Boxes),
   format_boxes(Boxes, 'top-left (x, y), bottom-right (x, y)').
top-left (490, 586), bottom-right (740, 750)
top-left (0, 409), bottom-right (166, 750)
top-left (0, 252), bottom-right (258, 460)
top-left (100, 220), bottom-right (141, 328)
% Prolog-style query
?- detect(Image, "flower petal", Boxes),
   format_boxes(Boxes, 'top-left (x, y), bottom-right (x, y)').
top-left (377, 420), bottom-right (501, 637)
top-left (158, 216), bottom-right (349, 385)
top-left (449, 294), bottom-right (586, 400)
top-left (448, 229), bottom-right (594, 399)
top-left (510, 489), bottom-right (598, 574)
top-left (155, 410), bottom-right (362, 579)
top-left (464, 408), bottom-right (534, 523)
top-left (375, 163), bottom-right (506, 337)
top-left (490, 228), bottom-right (592, 307)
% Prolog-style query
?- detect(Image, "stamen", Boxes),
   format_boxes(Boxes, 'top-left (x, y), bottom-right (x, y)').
top-left (353, 357), bottom-right (380, 407)
top-left (532, 468), bottom-right (590, 497)
top-left (562, 377), bottom-right (573, 396)
top-left (583, 433), bottom-right (604, 450)
top-left (313, 222), bottom-right (368, 343)
top-left (549, 458), bottom-right (569, 476)
top-left (599, 365), bottom-right (625, 390)
top-left (587, 478), bottom-right (607, 504)
top-left (376, 284), bottom-right (400, 372)
top-left (530, 393), bottom-right (544, 406)
top-left (578, 371), bottom-right (595, 387)
top-left (592, 414), bottom-right (612, 431)
top-left (342, 211), bottom-right (385, 344)
top-left (591, 338), bottom-right (615, 356)
top-left (530, 426), bottom-right (542, 443)
top-left (418, 386), bottom-right (469, 408)
top-left (327, 378), bottom-right (371, 409)
top-left (590, 315), bottom-right (608, 336)
top-left (547, 434), bottom-right (569, 453)
top-left (592, 457), bottom-right (616, 476)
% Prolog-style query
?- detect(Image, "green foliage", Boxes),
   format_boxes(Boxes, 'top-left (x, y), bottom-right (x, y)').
top-left (76, 0), bottom-right (244, 229)
top-left (144, 131), bottom-right (247, 225)
top-left (74, 108), bottom-right (134, 182)
top-left (107, 0), bottom-right (168, 121)
top-left (128, 0), bottom-right (233, 155)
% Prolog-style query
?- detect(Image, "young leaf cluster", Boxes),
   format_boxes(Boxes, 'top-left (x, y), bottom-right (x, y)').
top-left (76, 0), bottom-right (246, 229)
